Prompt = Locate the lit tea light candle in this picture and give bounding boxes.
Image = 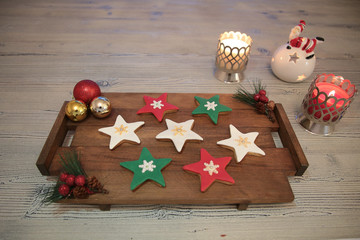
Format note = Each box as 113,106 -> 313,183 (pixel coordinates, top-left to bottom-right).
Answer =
219,38 -> 250,70
222,38 -> 249,53
309,80 -> 350,121
221,39 -> 249,49
315,82 -> 349,106
297,73 -> 357,135
215,31 -> 252,83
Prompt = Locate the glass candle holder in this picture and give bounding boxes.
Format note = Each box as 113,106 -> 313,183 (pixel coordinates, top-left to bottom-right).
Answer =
215,31 -> 252,83
296,73 -> 357,135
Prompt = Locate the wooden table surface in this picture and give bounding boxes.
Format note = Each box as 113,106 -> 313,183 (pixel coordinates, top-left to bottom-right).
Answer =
1,0 -> 359,239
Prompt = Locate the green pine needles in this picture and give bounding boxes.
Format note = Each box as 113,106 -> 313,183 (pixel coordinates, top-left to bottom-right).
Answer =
59,150 -> 87,177
233,81 -> 265,107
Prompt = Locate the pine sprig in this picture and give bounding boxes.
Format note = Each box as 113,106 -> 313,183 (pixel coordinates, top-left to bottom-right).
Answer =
234,87 -> 257,106
233,81 -> 266,106
252,81 -> 264,95
43,182 -> 66,204
59,150 -> 87,177
233,82 -> 276,122
40,150 -> 108,205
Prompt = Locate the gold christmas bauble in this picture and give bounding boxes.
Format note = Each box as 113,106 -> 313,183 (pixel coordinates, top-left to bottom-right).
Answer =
65,100 -> 88,122
90,96 -> 111,118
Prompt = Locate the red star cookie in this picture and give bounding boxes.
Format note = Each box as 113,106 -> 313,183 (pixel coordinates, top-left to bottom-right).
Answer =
183,149 -> 235,192
136,93 -> 179,122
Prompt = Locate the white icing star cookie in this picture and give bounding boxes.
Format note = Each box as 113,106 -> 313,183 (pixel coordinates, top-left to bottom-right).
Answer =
98,115 -> 145,150
156,119 -> 203,152
217,124 -> 265,163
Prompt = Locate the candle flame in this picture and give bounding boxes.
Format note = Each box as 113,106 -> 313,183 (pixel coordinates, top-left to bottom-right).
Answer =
328,90 -> 335,97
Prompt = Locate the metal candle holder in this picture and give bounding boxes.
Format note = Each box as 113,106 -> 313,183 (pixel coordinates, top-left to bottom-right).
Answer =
215,31 -> 252,83
296,73 -> 357,135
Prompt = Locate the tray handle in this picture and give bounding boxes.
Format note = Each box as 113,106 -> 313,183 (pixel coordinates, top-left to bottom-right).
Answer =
36,102 -> 69,175
274,104 -> 309,176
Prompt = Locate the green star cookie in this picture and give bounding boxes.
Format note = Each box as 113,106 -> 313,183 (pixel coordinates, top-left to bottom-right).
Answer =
192,95 -> 232,124
120,147 -> 172,191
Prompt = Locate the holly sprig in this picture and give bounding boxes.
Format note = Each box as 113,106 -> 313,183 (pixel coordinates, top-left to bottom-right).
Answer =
233,81 -> 276,122
42,150 -> 107,204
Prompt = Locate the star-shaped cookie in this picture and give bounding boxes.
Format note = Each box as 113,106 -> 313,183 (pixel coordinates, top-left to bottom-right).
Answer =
120,147 -> 172,191
217,124 -> 265,163
137,93 -> 179,122
183,148 -> 234,192
155,119 -> 203,152
98,115 -> 145,150
192,95 -> 232,124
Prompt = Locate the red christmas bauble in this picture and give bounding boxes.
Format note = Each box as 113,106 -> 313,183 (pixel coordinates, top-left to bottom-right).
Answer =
73,80 -> 101,105
65,174 -> 76,186
58,184 -> 70,196
75,175 -> 86,187
59,172 -> 69,182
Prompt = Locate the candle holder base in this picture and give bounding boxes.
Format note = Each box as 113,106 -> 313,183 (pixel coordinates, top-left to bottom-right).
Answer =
296,112 -> 335,136
215,69 -> 244,83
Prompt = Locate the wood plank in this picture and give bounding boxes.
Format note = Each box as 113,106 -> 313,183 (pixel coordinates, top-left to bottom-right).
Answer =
66,93 -> 280,130
49,145 -> 297,180
71,124 -> 276,148
54,159 -> 294,206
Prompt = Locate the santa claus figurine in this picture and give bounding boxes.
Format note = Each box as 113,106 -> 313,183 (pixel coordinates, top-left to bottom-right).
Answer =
288,20 -> 324,59
271,20 -> 324,82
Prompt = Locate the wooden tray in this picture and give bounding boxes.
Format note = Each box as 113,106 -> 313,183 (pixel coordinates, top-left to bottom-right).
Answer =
36,93 -> 308,210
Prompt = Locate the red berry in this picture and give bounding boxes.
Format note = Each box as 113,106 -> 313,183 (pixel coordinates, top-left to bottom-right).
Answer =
58,184 -> 70,196
259,95 -> 269,103
259,89 -> 266,96
253,94 -> 261,102
59,172 -> 68,182
65,174 -> 75,186
75,175 -> 86,187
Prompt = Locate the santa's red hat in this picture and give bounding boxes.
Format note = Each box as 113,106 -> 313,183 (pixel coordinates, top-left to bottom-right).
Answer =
298,20 -> 306,32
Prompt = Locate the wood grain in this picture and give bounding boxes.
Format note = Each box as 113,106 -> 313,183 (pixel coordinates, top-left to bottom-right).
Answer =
1,0 -> 360,239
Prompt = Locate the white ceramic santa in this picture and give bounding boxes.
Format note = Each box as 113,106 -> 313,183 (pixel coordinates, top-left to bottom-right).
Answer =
271,20 -> 324,83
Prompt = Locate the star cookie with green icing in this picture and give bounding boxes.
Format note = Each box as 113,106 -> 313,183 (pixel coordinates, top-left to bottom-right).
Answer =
192,95 -> 232,124
98,115 -> 145,150
183,148 -> 234,192
155,119 -> 203,153
217,124 -> 265,163
120,147 -> 172,191
137,93 -> 179,122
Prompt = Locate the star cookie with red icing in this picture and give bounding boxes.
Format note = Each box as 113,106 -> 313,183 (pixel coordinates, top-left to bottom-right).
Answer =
137,93 -> 179,122
183,148 -> 235,192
